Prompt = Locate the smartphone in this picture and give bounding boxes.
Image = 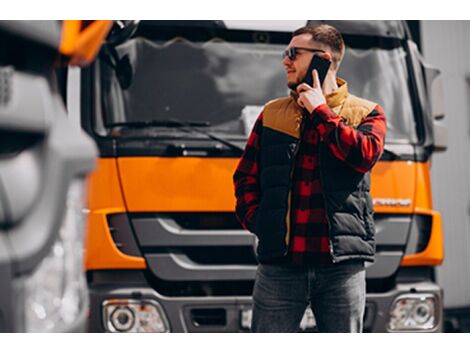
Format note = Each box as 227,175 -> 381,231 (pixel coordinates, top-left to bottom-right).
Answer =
294,54 -> 331,90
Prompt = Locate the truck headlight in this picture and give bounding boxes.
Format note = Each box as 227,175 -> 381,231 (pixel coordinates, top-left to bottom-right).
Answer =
103,299 -> 170,333
388,293 -> 439,332
24,180 -> 88,332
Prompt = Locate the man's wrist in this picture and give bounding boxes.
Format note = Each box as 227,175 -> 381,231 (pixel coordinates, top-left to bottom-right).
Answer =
310,104 -> 342,136
311,104 -> 332,119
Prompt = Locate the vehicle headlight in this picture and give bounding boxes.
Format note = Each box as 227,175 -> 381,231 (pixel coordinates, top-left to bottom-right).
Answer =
103,299 -> 170,333
388,293 -> 439,332
24,179 -> 89,332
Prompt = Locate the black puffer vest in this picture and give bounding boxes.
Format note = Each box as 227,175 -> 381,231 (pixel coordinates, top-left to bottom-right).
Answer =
254,79 -> 377,264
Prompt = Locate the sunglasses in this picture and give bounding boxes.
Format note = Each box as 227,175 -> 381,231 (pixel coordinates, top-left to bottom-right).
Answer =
282,47 -> 326,61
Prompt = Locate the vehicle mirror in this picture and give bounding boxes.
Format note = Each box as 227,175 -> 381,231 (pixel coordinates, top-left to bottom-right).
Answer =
106,20 -> 140,46
423,65 -> 447,151
426,68 -> 445,121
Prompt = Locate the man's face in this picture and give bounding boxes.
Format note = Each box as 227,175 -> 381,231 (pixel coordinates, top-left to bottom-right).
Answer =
283,33 -> 333,89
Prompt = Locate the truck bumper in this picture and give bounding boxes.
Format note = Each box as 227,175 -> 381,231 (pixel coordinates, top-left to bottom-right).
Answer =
88,281 -> 443,333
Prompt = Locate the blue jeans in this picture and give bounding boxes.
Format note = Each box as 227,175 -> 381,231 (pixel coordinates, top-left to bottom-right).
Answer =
251,261 -> 366,333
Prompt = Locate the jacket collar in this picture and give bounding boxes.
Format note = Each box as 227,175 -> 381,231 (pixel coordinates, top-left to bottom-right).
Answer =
325,78 -> 348,109
290,77 -> 349,111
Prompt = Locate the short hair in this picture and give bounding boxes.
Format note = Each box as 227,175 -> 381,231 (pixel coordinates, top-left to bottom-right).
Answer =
292,24 -> 345,70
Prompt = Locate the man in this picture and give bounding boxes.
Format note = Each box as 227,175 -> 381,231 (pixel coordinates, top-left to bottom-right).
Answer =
233,24 -> 386,333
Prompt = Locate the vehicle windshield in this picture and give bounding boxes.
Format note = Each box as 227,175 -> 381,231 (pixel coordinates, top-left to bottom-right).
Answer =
99,28 -> 417,144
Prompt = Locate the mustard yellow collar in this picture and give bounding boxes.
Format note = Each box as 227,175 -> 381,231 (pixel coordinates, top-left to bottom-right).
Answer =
325,78 -> 348,109
290,77 -> 349,110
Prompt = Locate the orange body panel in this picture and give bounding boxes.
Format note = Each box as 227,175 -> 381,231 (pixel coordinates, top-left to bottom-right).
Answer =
118,158 -> 420,213
86,157 -> 443,270
400,161 -> 444,266
85,158 -> 145,270
370,160 -> 416,213
117,157 -> 238,212
400,209 -> 444,266
60,20 -> 113,67
371,160 -> 443,266
413,161 -> 434,210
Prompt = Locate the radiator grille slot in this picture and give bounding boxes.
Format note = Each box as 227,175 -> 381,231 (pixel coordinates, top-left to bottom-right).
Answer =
190,308 -> 226,327
166,212 -> 242,230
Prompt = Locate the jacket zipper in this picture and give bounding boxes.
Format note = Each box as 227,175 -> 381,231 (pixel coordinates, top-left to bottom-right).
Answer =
317,100 -> 349,264
317,137 -> 337,263
284,113 -> 305,250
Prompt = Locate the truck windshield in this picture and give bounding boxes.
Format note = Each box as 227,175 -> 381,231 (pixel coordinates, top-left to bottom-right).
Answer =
99,31 -> 417,144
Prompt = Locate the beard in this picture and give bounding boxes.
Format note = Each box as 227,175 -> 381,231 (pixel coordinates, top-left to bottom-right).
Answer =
287,71 -> 304,91
287,80 -> 300,91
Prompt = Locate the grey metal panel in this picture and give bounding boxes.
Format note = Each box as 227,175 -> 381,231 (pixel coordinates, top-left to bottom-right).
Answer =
365,252 -> 403,279
0,69 -> 50,133
8,116 -> 97,274
374,215 -> 411,247
0,26 -> 95,333
307,20 -> 407,39
1,70 -> 97,274
135,214 -> 408,280
132,217 -> 256,247
0,21 -> 60,49
146,252 -> 401,281
0,149 -> 41,225
88,280 -> 442,332
421,21 -> 470,309
133,215 -> 409,248
146,253 -> 257,281
67,67 -> 82,128
367,216 -> 410,279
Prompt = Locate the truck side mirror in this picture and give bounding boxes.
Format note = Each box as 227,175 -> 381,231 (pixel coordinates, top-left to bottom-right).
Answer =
424,65 -> 447,152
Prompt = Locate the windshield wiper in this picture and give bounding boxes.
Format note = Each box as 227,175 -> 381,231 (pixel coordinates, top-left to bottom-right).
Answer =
108,119 -> 245,153
382,148 -> 400,160
107,120 -> 211,128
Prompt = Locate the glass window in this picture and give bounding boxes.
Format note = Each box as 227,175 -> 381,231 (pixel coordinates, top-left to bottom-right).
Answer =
100,31 -> 418,144
339,46 -> 417,143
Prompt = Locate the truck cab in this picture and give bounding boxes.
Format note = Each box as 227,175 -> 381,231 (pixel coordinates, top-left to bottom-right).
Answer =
0,20 -> 105,332
78,20 -> 447,332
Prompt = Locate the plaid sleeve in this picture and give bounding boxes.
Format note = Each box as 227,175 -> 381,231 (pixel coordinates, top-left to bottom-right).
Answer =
313,104 -> 386,173
233,112 -> 263,233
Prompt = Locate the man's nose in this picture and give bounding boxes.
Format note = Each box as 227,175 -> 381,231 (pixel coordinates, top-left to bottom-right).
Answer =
283,56 -> 293,67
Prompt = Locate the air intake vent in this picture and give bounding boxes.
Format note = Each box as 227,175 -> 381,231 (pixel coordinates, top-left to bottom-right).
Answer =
190,308 -> 226,327
416,215 -> 432,253
170,212 -> 242,230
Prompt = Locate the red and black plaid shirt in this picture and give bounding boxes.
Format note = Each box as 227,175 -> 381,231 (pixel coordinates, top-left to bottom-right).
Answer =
234,99 -> 386,266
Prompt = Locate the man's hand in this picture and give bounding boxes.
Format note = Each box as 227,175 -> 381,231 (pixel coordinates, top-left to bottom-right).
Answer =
296,69 -> 326,114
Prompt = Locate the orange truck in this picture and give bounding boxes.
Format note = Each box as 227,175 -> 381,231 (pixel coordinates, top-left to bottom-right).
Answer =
75,20 -> 447,332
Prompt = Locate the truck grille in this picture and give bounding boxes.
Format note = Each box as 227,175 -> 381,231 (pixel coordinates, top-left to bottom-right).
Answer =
106,212 -> 412,297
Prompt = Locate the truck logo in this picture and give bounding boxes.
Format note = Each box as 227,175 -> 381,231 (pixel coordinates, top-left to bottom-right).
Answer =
373,198 -> 412,207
